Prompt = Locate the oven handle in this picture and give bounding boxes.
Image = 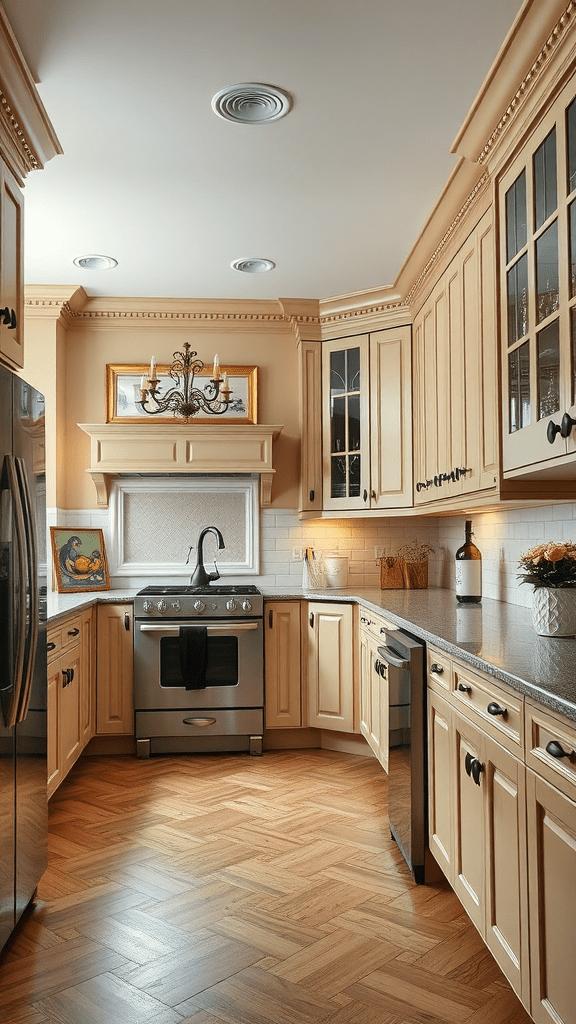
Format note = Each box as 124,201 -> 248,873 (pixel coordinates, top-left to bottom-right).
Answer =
137,622 -> 260,634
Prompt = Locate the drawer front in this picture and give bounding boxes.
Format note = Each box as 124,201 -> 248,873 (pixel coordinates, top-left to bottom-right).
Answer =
452,664 -> 524,754
427,645 -> 452,694
47,615 -> 82,662
526,702 -> 576,801
358,607 -> 393,644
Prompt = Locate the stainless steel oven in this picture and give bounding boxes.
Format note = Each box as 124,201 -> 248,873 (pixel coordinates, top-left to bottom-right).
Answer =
134,585 -> 263,756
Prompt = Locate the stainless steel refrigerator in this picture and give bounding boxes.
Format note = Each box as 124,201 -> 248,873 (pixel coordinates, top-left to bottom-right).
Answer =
0,363 -> 47,955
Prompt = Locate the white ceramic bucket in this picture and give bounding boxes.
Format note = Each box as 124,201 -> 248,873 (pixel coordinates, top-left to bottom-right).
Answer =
323,554 -> 348,589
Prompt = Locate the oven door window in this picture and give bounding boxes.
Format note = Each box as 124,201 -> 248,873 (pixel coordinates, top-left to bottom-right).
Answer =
160,634 -> 238,688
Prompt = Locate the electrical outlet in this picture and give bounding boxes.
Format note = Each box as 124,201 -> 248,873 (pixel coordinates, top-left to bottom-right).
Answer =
292,546 -> 303,561
374,545 -> 387,558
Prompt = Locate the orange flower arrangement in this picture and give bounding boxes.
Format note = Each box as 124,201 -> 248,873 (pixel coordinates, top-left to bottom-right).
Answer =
518,541 -> 576,588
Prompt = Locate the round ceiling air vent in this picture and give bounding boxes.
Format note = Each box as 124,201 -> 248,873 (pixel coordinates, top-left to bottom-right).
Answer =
231,258 -> 276,274
73,254 -> 118,270
212,83 -> 292,124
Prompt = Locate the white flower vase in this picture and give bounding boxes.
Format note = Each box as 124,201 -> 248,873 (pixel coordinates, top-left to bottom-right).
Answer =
532,587 -> 576,637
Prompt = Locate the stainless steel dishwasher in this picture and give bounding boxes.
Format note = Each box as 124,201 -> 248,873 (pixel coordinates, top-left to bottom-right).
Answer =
377,628 -> 427,883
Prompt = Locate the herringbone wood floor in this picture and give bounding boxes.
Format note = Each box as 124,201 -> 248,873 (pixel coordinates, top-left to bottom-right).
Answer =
0,749 -> 532,1024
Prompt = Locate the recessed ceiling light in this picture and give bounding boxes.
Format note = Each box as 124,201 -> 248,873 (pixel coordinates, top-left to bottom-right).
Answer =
231,258 -> 276,274
73,254 -> 118,270
212,83 -> 292,124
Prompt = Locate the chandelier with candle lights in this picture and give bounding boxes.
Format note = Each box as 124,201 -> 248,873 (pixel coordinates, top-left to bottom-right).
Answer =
136,344 -> 232,423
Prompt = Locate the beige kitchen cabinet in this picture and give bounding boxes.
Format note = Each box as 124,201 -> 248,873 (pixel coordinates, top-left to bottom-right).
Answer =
321,326 -> 412,513
525,702 -> 576,1024
358,606 -> 393,769
47,614 -> 84,798
298,339 -> 323,515
427,650 -> 529,1004
499,70 -> 576,485
79,607 -> 96,747
0,157 -> 24,370
264,601 -> 302,729
412,208 -> 498,509
96,603 -> 134,735
306,601 -> 356,732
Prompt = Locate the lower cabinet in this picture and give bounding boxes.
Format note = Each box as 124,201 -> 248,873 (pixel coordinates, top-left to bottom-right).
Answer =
358,607 -> 392,769
306,601 -> 356,732
96,603 -> 134,735
264,601 -> 302,728
47,610 -> 95,798
427,651 -> 529,1006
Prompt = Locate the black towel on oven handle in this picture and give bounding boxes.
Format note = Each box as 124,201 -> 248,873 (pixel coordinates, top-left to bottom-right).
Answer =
179,625 -> 208,689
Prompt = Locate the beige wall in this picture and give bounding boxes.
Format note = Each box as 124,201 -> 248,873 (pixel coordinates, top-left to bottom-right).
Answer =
24,292 -> 310,510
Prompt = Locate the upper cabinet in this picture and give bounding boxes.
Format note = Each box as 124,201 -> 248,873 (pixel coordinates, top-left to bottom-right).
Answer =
413,207 -> 498,509
0,158 -> 24,368
499,71 -> 576,480
321,325 -> 413,514
0,6 -> 61,371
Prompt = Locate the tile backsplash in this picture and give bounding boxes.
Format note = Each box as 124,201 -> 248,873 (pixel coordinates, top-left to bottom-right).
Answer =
48,500 -> 576,606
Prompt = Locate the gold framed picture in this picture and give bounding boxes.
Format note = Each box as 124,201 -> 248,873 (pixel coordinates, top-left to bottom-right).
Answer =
105,363 -> 258,424
50,528 -> 110,593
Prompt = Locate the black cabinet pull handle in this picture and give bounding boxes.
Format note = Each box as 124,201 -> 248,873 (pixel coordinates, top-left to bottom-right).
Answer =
561,412 -> 576,438
546,739 -> 573,759
268,608 -> 273,628
68,667 -> 74,683
458,682 -> 471,692
487,702 -> 507,717
8,309 -> 16,330
309,611 -> 314,628
363,489 -> 368,502
1,306 -> 11,325
309,489 -> 315,501
430,663 -> 444,674
67,627 -> 80,637
465,751 -> 475,777
124,612 -> 130,631
471,758 -> 484,786
47,641 -> 56,652
62,669 -> 69,686
547,419 -> 562,444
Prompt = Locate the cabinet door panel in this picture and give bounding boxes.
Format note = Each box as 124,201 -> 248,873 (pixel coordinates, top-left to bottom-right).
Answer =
0,161 -> 24,369
307,603 -> 354,732
60,646 -> 81,777
265,602 -> 301,728
453,714 -> 484,930
427,689 -> 453,878
527,770 -> 576,1024
96,604 -> 134,734
484,737 -> 528,1004
369,326 -> 412,508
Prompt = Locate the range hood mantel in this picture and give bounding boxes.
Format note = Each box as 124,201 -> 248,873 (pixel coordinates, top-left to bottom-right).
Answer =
78,422 -> 283,508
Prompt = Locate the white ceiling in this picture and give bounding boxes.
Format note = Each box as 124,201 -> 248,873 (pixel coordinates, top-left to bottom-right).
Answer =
4,0 -> 525,301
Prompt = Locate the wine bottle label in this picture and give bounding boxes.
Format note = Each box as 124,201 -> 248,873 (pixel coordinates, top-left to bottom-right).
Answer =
455,561 -> 482,596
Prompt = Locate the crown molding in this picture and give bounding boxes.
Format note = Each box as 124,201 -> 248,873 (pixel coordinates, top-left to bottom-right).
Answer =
24,291 -> 322,335
0,4 -> 61,181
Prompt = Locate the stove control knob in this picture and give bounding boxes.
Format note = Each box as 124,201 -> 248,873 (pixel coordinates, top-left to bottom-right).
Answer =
156,600 -> 167,613
242,600 -> 252,612
193,600 -> 205,612
226,599 -> 237,611
171,601 -> 181,612
142,600 -> 153,613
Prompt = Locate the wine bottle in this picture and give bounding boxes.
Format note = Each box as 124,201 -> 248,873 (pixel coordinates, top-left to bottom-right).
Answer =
455,520 -> 482,603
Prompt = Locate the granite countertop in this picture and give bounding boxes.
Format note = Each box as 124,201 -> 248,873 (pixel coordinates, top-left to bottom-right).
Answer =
264,586 -> 576,722
46,584 -> 576,723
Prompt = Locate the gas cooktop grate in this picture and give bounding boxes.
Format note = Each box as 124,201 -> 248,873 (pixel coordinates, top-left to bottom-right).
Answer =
136,585 -> 261,597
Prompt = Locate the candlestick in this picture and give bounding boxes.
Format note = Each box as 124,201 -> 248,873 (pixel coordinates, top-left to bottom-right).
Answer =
150,356 -> 157,379
213,354 -> 220,380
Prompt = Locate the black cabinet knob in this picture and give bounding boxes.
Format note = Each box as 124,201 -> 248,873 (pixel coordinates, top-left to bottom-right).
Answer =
561,412 -> 576,438
363,489 -> 368,502
487,701 -> 507,717
471,758 -> 484,786
547,419 -> 562,444
309,489 -> 315,501
67,627 -> 80,637
47,641 -> 56,652
458,682 -> 471,692
465,751 -> 475,777
430,663 -> 444,674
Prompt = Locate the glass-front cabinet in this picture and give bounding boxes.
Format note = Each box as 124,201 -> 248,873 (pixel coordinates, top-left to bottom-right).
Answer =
500,75 -> 576,474
323,335 -> 370,510
322,327 -> 412,512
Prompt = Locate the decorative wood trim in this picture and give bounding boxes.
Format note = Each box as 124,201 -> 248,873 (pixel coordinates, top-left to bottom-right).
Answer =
476,1 -> 576,166
78,422 -> 283,508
